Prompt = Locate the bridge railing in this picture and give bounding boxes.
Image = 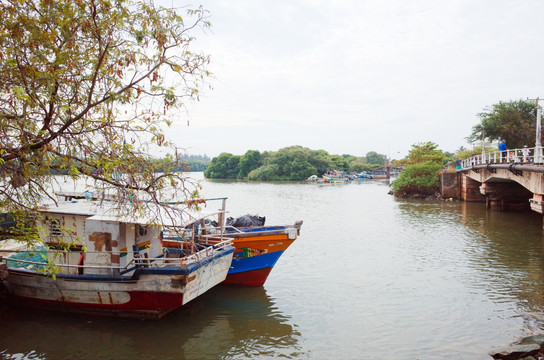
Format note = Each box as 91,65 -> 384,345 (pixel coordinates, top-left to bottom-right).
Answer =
457,146 -> 544,170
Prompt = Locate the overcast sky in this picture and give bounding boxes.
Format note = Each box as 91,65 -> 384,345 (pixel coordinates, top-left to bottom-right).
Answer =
167,0 -> 544,160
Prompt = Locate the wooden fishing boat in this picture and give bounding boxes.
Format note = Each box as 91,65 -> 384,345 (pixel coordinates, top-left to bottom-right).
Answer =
160,198 -> 303,287
217,222 -> 302,286
356,171 -> 374,179
322,170 -> 349,183
0,200 -> 235,319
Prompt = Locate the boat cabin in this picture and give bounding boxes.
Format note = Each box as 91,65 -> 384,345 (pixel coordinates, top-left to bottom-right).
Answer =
38,200 -> 183,276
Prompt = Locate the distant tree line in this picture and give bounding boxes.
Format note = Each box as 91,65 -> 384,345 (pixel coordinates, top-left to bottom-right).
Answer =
203,146 -> 388,181
49,154 -> 212,175
176,154 -> 211,172
155,154 -> 211,172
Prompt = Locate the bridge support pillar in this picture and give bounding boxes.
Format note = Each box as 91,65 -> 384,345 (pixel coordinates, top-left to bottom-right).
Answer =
452,164 -> 544,227
530,194 -> 544,214
440,172 -> 461,199
460,174 -> 485,202
480,182 -> 532,211
528,194 -> 544,230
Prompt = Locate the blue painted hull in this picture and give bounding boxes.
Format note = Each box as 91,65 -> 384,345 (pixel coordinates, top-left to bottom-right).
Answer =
228,250 -> 284,274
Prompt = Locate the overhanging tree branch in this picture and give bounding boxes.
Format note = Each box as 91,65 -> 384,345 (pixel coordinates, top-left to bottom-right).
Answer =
0,0 -> 212,219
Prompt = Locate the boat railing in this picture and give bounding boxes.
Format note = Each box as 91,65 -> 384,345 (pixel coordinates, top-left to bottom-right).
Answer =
197,221 -> 303,242
0,239 -> 233,273
176,239 -> 232,262
221,227 -> 295,237
227,221 -> 302,234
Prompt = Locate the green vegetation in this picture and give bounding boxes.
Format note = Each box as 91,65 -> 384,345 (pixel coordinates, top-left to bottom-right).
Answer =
204,146 -> 388,181
365,151 -> 388,166
391,142 -> 446,197
204,153 -> 242,179
398,141 -> 449,165
390,161 -> 442,197
455,145 -> 496,160
468,99 -> 538,149
249,147 -> 320,181
0,211 -> 38,242
238,150 -> 262,178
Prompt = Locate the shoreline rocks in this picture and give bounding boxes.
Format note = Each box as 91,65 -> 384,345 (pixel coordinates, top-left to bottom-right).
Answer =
389,190 -> 442,200
490,335 -> 544,359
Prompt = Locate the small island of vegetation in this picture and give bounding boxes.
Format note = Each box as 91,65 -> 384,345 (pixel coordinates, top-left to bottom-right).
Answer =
390,141 -> 448,198
203,146 -> 388,181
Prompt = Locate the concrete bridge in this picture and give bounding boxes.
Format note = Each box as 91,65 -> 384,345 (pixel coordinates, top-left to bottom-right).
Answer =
441,146 -> 544,218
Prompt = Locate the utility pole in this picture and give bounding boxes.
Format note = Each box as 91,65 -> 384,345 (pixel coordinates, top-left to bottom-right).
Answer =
537,99 -> 542,164
529,97 -> 543,164
481,129 -> 486,164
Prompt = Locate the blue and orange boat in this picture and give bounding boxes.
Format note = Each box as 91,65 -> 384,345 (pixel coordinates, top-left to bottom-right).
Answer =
161,198 -> 302,287
217,221 -> 302,286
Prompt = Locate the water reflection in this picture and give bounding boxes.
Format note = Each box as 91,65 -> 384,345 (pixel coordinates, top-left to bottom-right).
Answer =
395,198 -> 544,332
458,202 -> 544,326
0,286 -> 302,360
6,176 -> 544,358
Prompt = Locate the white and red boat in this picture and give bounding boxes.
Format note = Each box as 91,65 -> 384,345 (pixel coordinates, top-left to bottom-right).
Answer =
1,200 -> 234,319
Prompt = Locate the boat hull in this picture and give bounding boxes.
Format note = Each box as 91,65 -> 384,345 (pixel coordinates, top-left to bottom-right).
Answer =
8,285 -> 185,319
3,248 -> 234,319
223,250 -> 286,286
223,266 -> 274,287
163,222 -> 302,287
223,228 -> 297,286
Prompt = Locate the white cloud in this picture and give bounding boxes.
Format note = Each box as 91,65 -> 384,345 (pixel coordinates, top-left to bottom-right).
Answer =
168,0 -> 544,159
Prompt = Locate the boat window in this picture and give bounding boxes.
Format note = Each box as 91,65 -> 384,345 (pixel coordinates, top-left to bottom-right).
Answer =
138,224 -> 147,236
49,218 -> 62,237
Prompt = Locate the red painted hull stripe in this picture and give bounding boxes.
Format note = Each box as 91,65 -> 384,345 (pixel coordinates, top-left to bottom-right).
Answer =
222,267 -> 273,287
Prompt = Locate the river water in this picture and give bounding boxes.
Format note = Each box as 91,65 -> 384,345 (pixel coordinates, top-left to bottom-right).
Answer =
2,173 -> 544,359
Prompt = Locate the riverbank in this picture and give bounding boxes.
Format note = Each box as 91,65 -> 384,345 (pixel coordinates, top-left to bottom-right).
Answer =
388,188 -> 441,200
